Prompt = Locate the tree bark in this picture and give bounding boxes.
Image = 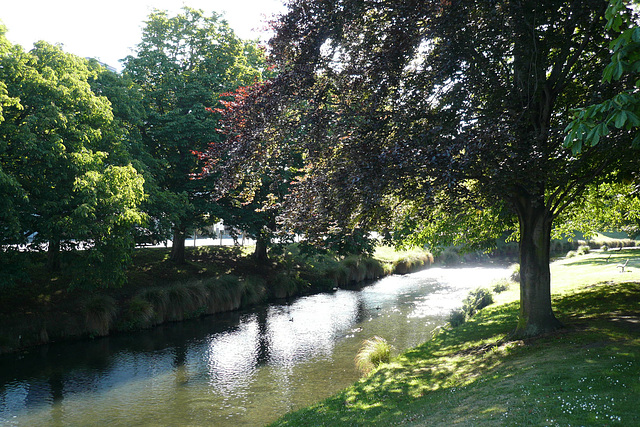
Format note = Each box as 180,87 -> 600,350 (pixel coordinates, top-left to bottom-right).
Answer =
253,235 -> 269,264
47,239 -> 61,271
170,228 -> 186,264
514,193 -> 563,337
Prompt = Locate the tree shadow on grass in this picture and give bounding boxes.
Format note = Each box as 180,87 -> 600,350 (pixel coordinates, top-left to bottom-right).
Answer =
560,249 -> 639,268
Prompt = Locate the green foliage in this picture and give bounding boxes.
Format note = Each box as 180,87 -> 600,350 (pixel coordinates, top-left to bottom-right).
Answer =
565,0 -> 640,151
448,309 -> 467,328
122,7 -> 268,262
355,336 -> 391,376
462,288 -> 494,318
566,250 -> 578,258
509,264 -> 520,283
577,245 -> 591,256
82,295 -> 117,337
491,279 -> 511,294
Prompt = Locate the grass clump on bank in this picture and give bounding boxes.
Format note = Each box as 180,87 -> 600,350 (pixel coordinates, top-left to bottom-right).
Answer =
355,336 -> 392,376
271,250 -> 640,426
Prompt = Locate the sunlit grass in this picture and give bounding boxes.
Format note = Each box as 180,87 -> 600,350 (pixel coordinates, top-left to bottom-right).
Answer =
271,250 -> 640,426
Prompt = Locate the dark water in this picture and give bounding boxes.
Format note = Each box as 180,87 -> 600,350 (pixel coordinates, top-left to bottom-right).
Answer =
0,267 -> 507,426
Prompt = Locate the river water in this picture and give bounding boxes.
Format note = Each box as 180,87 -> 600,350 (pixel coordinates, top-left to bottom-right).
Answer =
0,267 -> 508,426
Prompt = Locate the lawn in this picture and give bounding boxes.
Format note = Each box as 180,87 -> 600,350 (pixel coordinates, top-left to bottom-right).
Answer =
271,249 -> 640,426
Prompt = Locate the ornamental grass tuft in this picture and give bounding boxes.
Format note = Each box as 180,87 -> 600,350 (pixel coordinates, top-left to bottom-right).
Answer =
355,336 -> 392,375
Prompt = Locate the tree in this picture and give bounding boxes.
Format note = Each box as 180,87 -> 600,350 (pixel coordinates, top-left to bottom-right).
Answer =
210,0 -> 639,336
122,7 -> 266,263
565,0 -> 640,151
0,38 -> 146,285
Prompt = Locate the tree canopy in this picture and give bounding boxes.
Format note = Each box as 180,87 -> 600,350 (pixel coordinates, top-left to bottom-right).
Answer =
0,32 -> 146,285
204,0 -> 639,336
122,7 -> 268,263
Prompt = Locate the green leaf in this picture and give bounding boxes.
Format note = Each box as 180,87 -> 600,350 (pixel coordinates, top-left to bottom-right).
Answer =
615,110 -> 627,128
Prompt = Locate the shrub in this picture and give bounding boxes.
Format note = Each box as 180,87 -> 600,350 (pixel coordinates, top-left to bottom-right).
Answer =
240,275 -> 267,307
82,295 -> 117,337
448,309 -> 466,327
393,257 -> 413,275
121,297 -> 155,329
204,276 -> 237,313
462,287 -> 494,317
566,250 -> 577,258
362,257 -> 385,280
355,336 -> 391,375
509,263 -> 520,282
601,244 -> 609,252
492,278 -> 510,293
438,247 -> 461,265
576,245 -> 590,255
138,287 -> 170,323
326,264 -> 350,287
343,256 -> 367,283
272,272 -> 300,299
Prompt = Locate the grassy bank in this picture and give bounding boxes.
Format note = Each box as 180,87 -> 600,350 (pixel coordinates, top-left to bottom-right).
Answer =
271,249 -> 640,426
0,245 -> 434,353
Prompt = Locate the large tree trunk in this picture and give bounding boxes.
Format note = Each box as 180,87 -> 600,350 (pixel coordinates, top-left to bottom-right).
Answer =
253,235 -> 269,264
170,228 -> 186,264
47,239 -> 61,271
514,194 -> 563,337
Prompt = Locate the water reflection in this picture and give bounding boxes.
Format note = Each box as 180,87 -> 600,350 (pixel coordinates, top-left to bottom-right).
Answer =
0,266 -> 507,426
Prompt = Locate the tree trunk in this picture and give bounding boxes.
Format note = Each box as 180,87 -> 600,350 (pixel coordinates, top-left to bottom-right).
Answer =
47,239 -> 61,271
514,194 -> 563,337
170,228 -> 186,264
253,236 -> 269,264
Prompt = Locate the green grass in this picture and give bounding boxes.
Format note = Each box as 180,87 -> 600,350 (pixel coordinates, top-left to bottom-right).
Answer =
271,250 -> 640,426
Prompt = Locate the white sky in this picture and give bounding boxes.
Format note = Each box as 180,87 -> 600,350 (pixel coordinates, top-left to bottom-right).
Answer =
0,0 -> 287,71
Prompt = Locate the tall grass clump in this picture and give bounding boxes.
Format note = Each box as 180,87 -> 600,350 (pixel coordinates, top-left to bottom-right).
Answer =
240,275 -> 267,307
343,255 -> 367,283
576,245 -> 590,255
166,284 -> 195,321
120,296 -> 155,330
203,276 -> 237,313
82,295 -> 117,337
325,264 -> 350,287
271,272 -> 301,299
461,287 -> 494,317
362,257 -> 385,280
355,336 -> 392,375
138,287 -> 170,324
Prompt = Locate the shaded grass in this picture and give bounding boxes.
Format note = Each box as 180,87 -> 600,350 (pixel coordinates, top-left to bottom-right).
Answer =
271,256 -> 640,426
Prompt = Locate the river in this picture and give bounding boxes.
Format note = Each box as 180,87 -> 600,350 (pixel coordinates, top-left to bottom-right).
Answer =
0,266 -> 508,426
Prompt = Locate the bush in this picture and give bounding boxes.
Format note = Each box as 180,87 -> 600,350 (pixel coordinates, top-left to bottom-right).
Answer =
343,256 -> 367,283
448,309 -> 466,327
438,247 -> 461,266
566,250 -> 577,258
492,278 -> 510,293
601,244 -> 609,252
576,245 -> 590,255
82,295 -> 117,337
355,336 -> 391,375
509,263 -> 520,282
462,287 -> 494,317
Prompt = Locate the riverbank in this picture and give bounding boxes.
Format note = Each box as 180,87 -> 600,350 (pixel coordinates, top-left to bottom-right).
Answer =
271,249 -> 640,426
0,245 -> 435,354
